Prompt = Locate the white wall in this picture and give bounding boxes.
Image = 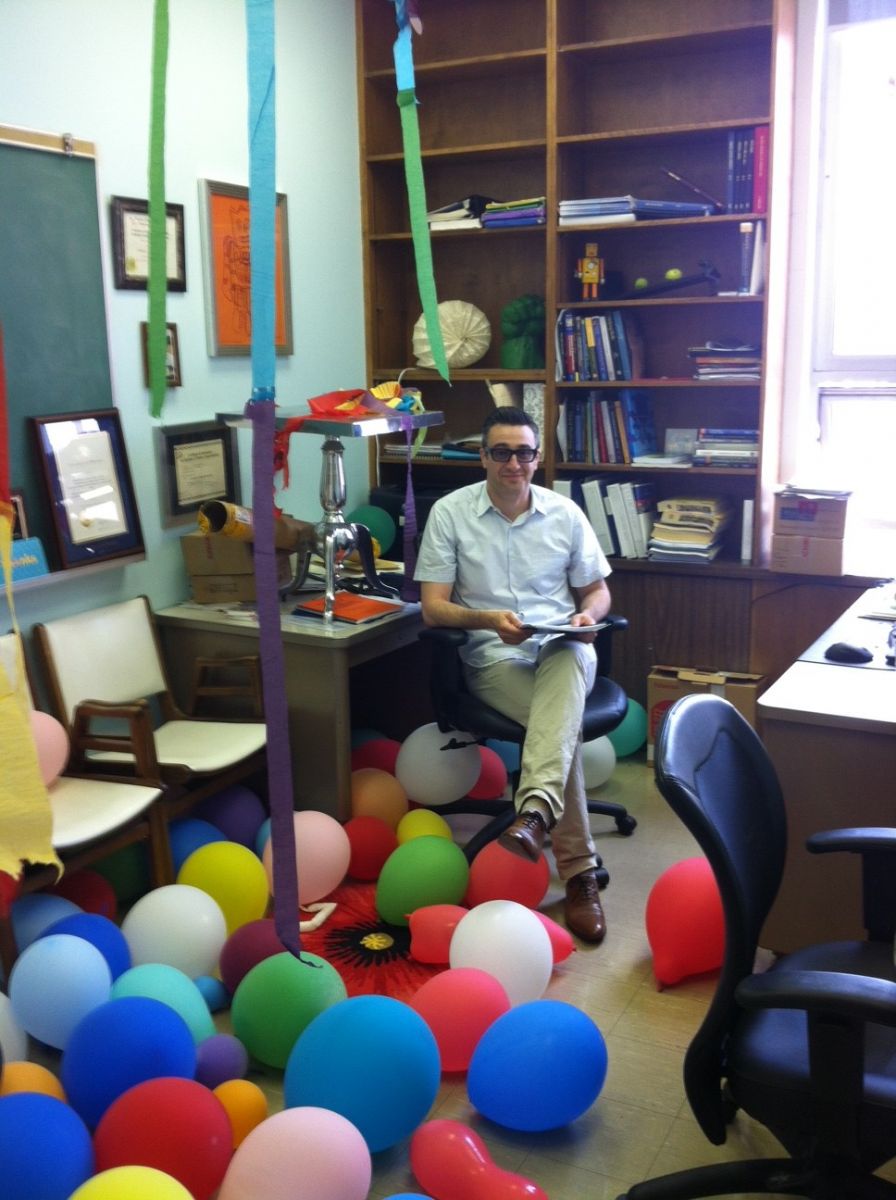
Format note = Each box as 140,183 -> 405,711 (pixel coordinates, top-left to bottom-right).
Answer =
0,0 -> 367,629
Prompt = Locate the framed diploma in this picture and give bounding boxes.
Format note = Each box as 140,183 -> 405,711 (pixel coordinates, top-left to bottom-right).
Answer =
31,410 -> 145,568
155,420 -> 241,528
110,195 -> 187,291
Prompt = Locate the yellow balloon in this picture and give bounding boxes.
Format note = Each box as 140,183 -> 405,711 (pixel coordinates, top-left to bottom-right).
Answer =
68,1166 -> 193,1200
214,1078 -> 269,1148
177,841 -> 270,934
0,1060 -> 66,1101
396,808 -> 453,844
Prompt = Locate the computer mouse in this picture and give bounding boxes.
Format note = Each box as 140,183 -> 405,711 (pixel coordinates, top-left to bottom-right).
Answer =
824,641 -> 873,664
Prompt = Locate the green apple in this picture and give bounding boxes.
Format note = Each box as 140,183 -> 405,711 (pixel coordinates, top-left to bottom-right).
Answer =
664,267 -> 683,281
634,277 -> 649,290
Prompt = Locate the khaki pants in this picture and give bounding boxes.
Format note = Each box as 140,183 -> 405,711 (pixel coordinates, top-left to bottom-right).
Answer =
465,638 -> 598,882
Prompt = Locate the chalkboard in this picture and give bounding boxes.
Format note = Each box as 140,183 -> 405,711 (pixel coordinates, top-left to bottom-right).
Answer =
0,132 -> 114,568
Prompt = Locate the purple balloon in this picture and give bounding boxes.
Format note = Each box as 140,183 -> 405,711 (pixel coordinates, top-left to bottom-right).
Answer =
194,786 -> 267,848
195,1032 -> 249,1088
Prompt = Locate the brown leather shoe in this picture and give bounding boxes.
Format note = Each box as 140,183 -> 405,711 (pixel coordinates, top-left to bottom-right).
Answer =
498,809 -> 549,862
564,869 -> 607,943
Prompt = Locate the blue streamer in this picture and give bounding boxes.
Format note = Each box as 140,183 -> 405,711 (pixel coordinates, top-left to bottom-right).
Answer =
247,0 -> 276,393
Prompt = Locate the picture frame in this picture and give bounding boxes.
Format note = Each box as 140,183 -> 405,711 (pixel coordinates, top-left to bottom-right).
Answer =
154,420 -> 241,528
199,179 -> 293,357
110,195 -> 187,291
140,321 -> 182,388
10,490 -> 28,540
30,410 -> 145,569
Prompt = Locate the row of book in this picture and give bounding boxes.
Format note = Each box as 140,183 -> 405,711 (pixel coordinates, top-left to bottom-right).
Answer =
558,195 -> 715,227
726,126 -> 769,215
555,308 -> 644,382
554,475 -> 657,560
648,495 -> 735,564
559,390 -> 658,465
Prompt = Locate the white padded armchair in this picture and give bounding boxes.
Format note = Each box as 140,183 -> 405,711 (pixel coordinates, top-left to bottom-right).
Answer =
33,597 -> 267,814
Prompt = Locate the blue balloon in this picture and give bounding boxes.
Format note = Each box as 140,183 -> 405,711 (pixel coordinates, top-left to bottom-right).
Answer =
168,817 -> 227,873
11,893 -> 81,952
484,738 -> 521,775
467,1000 -> 608,1131
61,995 -> 196,1129
254,817 -> 272,858
195,974 -> 231,1012
9,935 -> 111,1050
0,1092 -> 94,1200
284,995 -> 440,1152
110,963 -> 215,1044
385,1195 -> 435,1199
41,912 -> 131,980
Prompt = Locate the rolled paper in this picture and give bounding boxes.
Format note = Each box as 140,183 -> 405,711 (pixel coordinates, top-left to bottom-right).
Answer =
198,500 -> 315,554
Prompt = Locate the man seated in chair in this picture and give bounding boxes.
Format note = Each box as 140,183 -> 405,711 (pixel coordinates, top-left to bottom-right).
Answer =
415,406 -> 613,943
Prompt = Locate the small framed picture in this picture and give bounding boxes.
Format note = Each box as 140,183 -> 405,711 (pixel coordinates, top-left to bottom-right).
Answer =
110,195 -> 187,291
155,420 -> 241,528
10,490 -> 28,540
141,321 -> 182,388
30,409 -> 145,569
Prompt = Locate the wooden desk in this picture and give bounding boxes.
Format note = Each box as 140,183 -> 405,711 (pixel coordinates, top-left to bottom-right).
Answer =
156,602 -> 429,821
758,585 -> 896,952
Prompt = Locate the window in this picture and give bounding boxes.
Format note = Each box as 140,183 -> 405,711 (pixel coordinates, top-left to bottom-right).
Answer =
786,1 -> 896,575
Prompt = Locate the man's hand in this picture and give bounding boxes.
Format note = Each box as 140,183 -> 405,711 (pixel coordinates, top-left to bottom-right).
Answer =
492,610 -> 532,645
567,612 -> 599,643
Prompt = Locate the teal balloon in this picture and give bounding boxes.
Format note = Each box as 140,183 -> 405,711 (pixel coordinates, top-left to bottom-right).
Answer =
111,962 -> 215,1044
485,738 -> 521,775
347,504 -> 397,551
607,699 -> 648,758
351,727 -> 385,749
375,836 -> 469,927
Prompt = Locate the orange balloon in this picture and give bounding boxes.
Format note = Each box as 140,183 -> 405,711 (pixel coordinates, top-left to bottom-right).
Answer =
0,1060 -> 67,1101
350,768 -> 408,828
213,1079 -> 269,1148
645,856 -> 724,987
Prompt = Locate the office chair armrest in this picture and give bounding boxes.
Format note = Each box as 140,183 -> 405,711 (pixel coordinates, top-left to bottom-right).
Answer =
807,828 -> 896,855
807,828 -> 896,942
736,968 -> 896,1028
187,654 -> 263,718
418,627 -> 469,649
70,698 -> 161,779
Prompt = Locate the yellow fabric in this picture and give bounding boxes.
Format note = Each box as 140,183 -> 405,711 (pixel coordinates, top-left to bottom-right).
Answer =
0,508 -> 60,880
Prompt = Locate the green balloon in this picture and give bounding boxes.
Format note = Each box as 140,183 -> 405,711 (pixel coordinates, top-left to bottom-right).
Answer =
94,843 -> 150,904
607,699 -> 648,758
375,836 -> 470,927
347,504 -> 397,552
231,952 -> 346,1068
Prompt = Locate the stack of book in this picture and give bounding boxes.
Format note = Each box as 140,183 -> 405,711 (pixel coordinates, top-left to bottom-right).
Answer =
480,196 -> 546,228
558,195 -> 714,227
648,496 -> 733,564
427,194 -> 494,231
688,341 -> 761,381
692,428 -> 759,468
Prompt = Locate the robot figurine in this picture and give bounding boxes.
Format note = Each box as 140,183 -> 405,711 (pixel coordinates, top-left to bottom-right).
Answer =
575,242 -> 604,300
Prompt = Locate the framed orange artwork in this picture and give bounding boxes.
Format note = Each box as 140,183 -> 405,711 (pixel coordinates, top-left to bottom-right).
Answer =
199,179 -> 293,357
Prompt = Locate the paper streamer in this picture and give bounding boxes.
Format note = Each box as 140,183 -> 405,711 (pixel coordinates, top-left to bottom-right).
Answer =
147,0 -> 170,419
245,0 -> 303,961
391,5 -> 450,383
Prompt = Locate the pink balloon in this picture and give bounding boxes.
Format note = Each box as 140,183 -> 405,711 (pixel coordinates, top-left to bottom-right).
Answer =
464,841 -> 550,909
467,746 -> 508,800
533,912 -> 575,963
411,1118 -> 548,1200
29,710 -> 70,786
218,1107 -> 370,1200
262,811 -> 351,905
408,904 -> 468,964
645,856 -> 725,987
409,968 -> 510,1072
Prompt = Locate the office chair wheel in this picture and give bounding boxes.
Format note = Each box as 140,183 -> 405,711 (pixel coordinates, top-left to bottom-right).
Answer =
595,866 -> 610,888
721,1082 -> 739,1125
616,814 -> 638,836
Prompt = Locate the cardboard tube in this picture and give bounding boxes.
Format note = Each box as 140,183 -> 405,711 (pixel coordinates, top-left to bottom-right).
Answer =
198,501 -> 315,554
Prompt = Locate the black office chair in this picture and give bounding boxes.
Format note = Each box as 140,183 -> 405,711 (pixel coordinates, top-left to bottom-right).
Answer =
620,692 -> 896,1200
419,615 -> 636,882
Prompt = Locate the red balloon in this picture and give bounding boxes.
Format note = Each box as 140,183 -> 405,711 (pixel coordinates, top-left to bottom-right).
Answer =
219,918 -> 284,994
0,871 -> 20,917
350,737 -> 401,775
645,856 -> 725,987
51,869 -> 118,920
467,746 -> 508,801
409,968 -> 509,1072
344,814 -> 398,881
533,912 -> 575,963
94,1076 -> 233,1199
411,1118 -> 548,1200
408,903 -> 468,964
464,841 -> 550,908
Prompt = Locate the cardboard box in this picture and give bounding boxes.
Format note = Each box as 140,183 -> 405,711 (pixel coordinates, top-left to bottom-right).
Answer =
181,532 -> 292,603
772,490 -> 849,539
647,665 -> 767,763
770,534 -> 845,577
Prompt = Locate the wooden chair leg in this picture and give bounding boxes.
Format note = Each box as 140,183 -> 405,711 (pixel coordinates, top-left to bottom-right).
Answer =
147,804 -> 175,886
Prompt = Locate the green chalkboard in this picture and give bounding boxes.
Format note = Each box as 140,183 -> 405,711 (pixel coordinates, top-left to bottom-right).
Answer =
0,136 -> 114,567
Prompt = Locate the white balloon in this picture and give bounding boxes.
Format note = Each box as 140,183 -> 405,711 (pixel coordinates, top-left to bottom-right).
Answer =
121,884 -> 227,978
449,900 -> 552,1006
395,722 -> 481,808
582,736 -> 617,790
0,989 -> 28,1061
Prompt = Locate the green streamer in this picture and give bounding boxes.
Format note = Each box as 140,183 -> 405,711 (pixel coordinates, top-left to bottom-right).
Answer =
147,0 -> 170,419
397,88 -> 449,383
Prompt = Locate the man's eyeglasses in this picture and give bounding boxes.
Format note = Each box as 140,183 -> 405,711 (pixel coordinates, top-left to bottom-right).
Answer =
484,446 -> 539,463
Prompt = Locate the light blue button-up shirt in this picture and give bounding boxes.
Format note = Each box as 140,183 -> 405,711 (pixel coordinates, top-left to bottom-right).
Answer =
415,481 -> 611,668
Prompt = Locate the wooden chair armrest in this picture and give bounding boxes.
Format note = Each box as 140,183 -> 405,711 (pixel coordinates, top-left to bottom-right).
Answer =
69,698 -> 160,778
187,655 -> 264,718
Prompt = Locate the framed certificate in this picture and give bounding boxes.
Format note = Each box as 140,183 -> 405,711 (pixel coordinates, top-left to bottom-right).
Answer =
155,420 -> 241,528
110,195 -> 186,291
